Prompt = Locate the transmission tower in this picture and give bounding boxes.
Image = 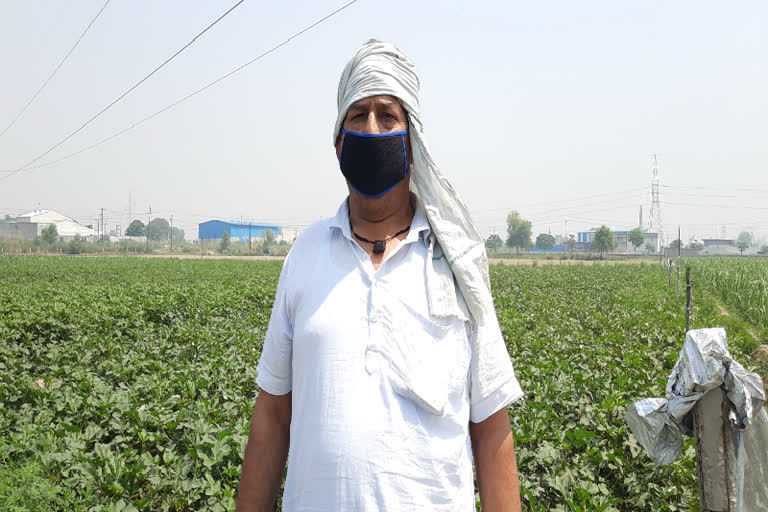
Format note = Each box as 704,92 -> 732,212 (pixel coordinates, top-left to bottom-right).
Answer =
648,154 -> 663,250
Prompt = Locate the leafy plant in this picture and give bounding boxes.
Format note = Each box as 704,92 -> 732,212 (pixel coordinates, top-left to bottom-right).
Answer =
592,226 -> 615,258
0,255 -> 764,511
41,224 -> 59,245
506,211 -> 532,254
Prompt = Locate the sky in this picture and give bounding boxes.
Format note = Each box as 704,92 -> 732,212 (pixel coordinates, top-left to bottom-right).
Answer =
1,0 -> 766,244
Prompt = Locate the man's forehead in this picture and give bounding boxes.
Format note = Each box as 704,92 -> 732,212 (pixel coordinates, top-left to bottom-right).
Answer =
347,95 -> 403,110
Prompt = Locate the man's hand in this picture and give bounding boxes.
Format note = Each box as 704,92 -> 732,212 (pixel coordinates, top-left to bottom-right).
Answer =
236,390 -> 292,512
469,408 -> 522,512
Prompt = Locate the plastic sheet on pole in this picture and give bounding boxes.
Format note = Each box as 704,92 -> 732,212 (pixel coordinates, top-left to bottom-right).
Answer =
625,328 -> 767,511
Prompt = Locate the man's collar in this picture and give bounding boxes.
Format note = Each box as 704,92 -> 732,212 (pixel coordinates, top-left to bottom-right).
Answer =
329,194 -> 431,246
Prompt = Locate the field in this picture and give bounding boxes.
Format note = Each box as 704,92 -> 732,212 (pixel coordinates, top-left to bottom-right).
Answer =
683,258 -> 768,334
0,256 -> 765,511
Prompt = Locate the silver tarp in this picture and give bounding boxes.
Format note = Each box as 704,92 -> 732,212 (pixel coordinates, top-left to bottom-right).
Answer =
625,328 -> 768,511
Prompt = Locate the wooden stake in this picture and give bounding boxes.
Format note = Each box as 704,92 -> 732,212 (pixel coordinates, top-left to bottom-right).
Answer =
686,267 -> 692,331
693,387 -> 738,511
668,259 -> 672,287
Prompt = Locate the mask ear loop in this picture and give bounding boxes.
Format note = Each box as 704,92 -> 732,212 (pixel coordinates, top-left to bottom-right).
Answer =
338,131 -> 346,166
401,132 -> 408,177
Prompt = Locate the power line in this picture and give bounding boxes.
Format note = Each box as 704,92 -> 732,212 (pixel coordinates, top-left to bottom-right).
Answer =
661,186 -> 768,200
663,184 -> 768,194
661,201 -> 768,211
470,186 -> 649,215
2,0 -> 362,182
0,0 -> 113,141
2,0 -> 247,181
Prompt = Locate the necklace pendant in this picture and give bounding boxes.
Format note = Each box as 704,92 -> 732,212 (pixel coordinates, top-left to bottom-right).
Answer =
373,240 -> 386,254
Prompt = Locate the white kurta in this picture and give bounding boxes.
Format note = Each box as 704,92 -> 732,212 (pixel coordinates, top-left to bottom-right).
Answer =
256,199 -> 523,511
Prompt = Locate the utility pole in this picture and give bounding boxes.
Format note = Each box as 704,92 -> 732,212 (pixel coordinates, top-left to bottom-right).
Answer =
649,155 -> 663,251
676,226 -> 682,298
146,206 -> 151,254
101,208 -> 105,242
685,267 -> 692,331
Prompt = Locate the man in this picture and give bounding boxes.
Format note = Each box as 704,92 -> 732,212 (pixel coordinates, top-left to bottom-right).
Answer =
237,39 -> 524,511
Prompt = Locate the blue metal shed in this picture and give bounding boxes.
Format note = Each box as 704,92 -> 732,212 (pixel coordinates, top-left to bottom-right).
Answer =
198,220 -> 280,241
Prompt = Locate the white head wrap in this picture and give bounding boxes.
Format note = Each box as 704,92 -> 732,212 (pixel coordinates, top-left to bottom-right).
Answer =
334,40 -> 505,387
334,40 -> 511,401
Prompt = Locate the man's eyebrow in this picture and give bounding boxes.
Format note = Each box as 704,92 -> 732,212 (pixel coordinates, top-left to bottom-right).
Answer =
345,104 -> 367,118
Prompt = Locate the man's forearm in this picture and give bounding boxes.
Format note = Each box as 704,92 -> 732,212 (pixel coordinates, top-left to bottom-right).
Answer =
470,408 -> 522,512
236,393 -> 291,512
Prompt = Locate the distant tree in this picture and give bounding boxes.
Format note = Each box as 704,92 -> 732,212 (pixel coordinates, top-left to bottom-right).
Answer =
485,233 -> 503,252
506,211 -> 532,254
1,214 -> 12,223
669,239 -> 682,250
736,231 -> 753,255
688,241 -> 703,251
219,232 -> 230,253
68,235 -> 84,254
148,218 -> 171,241
628,228 -> 645,253
125,219 -> 146,237
760,245 -> 768,254
171,227 -> 185,243
644,241 -> 656,254
260,229 -> 277,255
566,235 -> 577,253
592,225 -> 616,259
535,233 -> 555,250
41,224 -> 59,244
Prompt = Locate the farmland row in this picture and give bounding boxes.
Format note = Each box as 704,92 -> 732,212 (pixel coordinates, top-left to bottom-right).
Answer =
0,256 -> 763,511
683,257 -> 768,334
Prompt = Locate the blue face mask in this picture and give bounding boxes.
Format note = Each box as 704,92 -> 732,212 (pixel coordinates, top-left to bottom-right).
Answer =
338,130 -> 409,198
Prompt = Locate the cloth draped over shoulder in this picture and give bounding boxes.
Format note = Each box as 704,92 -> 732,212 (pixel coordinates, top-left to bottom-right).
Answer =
333,39 -> 513,402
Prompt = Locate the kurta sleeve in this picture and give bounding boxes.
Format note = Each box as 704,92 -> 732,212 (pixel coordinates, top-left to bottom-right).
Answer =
468,311 -> 524,423
255,254 -> 294,395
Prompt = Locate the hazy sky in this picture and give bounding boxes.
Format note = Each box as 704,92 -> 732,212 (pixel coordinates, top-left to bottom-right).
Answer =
1,1 -> 766,244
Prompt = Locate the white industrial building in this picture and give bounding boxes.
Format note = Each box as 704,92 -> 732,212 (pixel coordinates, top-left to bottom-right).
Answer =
0,210 -> 94,242
577,228 -> 659,253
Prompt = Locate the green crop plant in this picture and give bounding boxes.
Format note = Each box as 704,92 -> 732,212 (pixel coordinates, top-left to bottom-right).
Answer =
683,258 -> 768,334
0,256 -> 764,511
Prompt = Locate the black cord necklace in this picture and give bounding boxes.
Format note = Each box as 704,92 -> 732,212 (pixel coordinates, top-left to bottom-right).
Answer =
350,221 -> 411,254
